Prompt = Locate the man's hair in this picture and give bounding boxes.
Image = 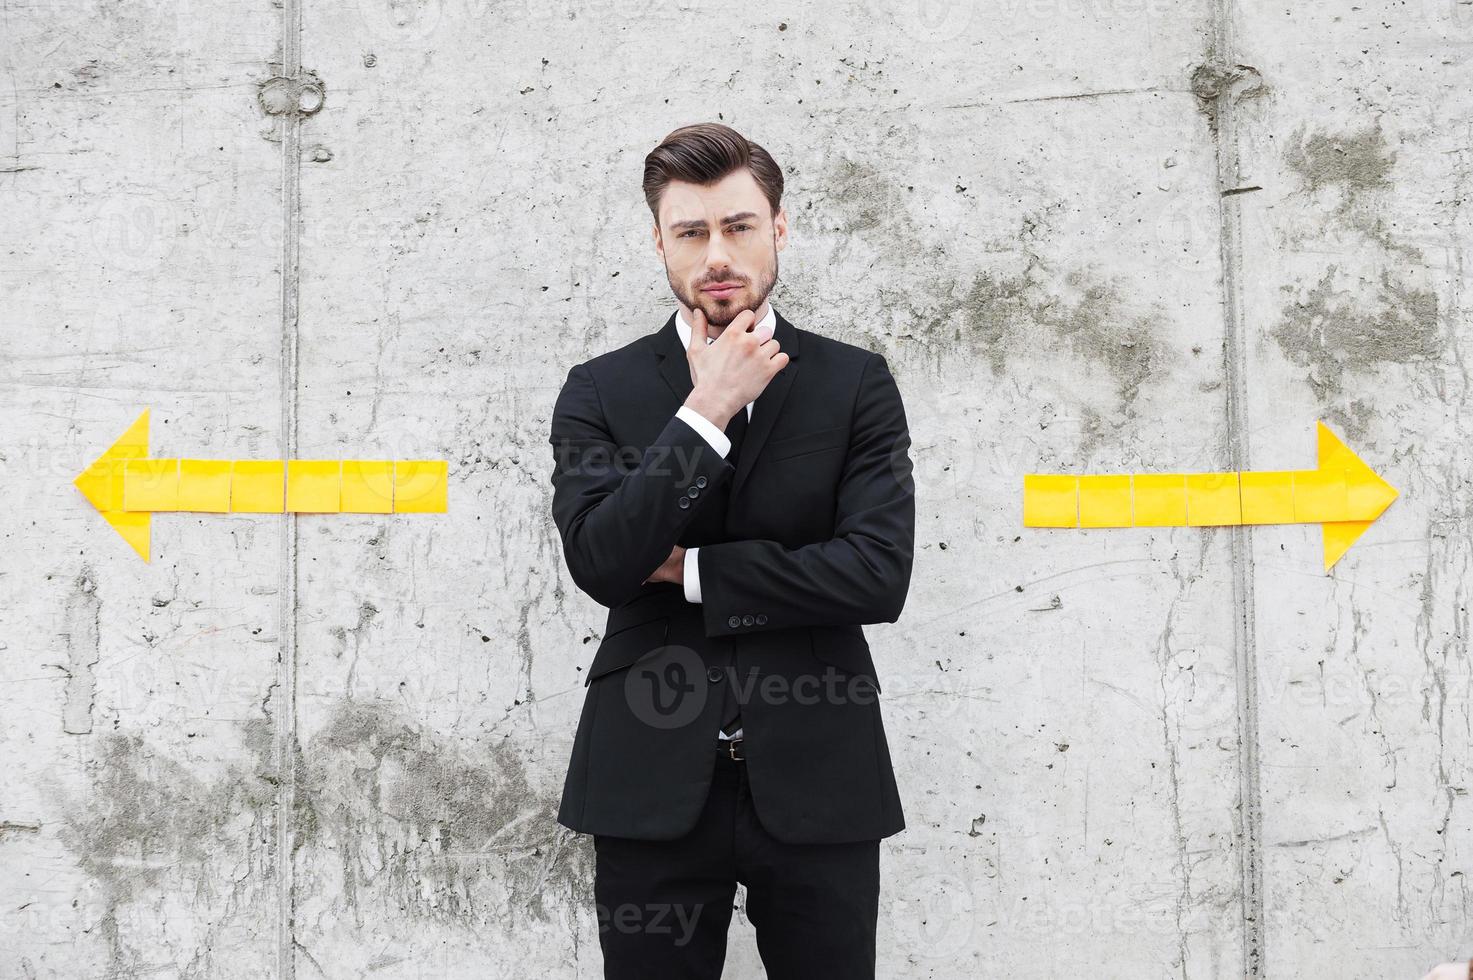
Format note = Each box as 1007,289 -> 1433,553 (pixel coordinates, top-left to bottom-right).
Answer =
643,122 -> 784,226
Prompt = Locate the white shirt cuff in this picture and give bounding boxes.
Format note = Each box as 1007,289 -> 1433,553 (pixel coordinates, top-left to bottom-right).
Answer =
674,405 -> 731,457
683,546 -> 702,603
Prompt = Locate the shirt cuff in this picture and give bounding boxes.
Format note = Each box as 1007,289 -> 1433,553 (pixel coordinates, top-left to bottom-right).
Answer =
674,405 -> 731,458
683,546 -> 702,603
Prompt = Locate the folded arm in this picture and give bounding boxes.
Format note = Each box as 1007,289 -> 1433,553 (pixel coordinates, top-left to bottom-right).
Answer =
693,352 -> 915,637
548,362 -> 734,609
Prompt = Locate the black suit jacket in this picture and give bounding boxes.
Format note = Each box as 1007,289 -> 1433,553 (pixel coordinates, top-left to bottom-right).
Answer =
547,308 -> 914,844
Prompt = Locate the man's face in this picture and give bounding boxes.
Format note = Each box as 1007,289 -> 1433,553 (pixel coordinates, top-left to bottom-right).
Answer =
653,168 -> 787,329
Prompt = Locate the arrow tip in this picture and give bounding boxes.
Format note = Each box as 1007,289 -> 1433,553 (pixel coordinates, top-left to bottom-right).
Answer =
1323,520 -> 1371,572
104,510 -> 152,562
75,409 -> 152,561
1316,420 -> 1399,571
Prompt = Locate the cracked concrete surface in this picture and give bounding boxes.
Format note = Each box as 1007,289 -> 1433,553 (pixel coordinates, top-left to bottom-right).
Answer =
1,1 -> 1470,978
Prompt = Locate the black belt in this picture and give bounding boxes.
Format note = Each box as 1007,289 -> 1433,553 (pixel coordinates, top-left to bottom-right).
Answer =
717,736 -> 744,762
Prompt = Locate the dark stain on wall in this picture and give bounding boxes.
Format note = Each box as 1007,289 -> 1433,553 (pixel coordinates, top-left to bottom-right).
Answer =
57,730 -> 274,903
1285,121 -> 1395,199
928,268 -> 1163,413
53,726 -> 276,974
1274,268 -> 1441,401
790,155 -> 1167,427
53,701 -> 590,962
61,567 -> 102,734
299,699 -> 590,925
1274,123 -> 1444,438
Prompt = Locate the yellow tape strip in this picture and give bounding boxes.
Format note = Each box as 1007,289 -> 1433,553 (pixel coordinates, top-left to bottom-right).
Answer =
1186,472 -> 1241,526
1023,465 -> 1379,528
1078,474 -> 1131,528
122,458 -> 180,511
1239,471 -> 1294,525
231,460 -> 286,513
393,459 -> 449,513
177,459 -> 232,512
287,460 -> 342,513
1132,473 -> 1187,526
1022,474 -> 1077,527
115,459 -> 448,514
342,460 -> 395,514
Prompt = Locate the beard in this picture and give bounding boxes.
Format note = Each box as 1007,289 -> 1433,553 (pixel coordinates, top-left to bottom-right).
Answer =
666,247 -> 779,329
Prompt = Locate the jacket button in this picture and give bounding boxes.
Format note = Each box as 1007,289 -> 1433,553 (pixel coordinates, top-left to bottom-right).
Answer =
677,496 -> 691,509
755,614 -> 767,625
741,614 -> 754,626
706,667 -> 723,683
727,615 -> 741,628
695,476 -> 708,488
687,486 -> 700,498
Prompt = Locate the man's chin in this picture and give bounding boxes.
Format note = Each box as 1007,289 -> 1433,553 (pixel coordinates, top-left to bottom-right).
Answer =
697,296 -> 751,327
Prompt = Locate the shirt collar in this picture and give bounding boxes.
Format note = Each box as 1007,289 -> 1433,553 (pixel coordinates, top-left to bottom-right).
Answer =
675,303 -> 776,349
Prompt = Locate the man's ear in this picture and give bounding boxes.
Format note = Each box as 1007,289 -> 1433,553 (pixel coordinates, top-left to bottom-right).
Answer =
773,207 -> 788,253
652,223 -> 665,260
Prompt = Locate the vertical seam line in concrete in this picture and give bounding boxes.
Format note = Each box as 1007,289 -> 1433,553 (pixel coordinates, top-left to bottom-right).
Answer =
1206,0 -> 1265,976
275,0 -> 302,973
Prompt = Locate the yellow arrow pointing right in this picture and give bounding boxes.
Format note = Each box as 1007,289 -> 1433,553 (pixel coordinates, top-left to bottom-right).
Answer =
1023,421 -> 1398,571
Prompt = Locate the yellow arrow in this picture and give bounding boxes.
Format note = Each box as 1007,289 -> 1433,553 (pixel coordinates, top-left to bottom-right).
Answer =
74,409 -> 448,562
1023,421 -> 1398,571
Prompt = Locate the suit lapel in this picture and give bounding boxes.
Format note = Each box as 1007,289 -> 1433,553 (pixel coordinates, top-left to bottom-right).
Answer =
731,310 -> 800,497
651,306 -> 802,498
654,311 -> 693,404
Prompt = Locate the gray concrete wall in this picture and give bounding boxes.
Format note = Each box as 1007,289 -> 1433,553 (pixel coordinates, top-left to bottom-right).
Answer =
2,0 -> 1469,977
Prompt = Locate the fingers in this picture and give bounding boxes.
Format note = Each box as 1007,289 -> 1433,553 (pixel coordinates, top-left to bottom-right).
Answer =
688,306 -> 708,349
714,308 -> 755,342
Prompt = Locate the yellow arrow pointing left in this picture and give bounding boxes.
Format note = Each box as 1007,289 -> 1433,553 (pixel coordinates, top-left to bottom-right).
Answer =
74,409 -> 448,562
74,409 -> 153,561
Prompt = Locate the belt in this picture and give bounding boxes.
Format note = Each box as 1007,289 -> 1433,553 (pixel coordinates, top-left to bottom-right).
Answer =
716,736 -> 744,762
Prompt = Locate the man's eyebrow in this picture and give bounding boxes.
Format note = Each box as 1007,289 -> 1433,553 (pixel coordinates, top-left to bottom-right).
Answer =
668,211 -> 760,231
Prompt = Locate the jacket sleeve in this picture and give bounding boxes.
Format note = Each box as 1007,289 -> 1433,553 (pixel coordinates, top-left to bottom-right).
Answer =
693,352 -> 915,637
548,361 -> 736,609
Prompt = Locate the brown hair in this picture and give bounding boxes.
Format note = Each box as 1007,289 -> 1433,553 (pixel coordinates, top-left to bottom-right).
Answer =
643,122 -> 784,226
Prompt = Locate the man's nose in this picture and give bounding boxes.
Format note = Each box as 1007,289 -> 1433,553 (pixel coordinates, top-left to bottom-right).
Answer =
703,235 -> 733,268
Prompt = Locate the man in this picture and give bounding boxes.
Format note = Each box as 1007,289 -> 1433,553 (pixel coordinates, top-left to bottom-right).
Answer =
547,122 -> 915,979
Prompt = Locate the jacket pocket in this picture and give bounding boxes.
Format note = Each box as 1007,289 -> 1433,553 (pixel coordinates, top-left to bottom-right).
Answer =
767,424 -> 848,462
585,616 -> 670,686
807,625 -> 882,694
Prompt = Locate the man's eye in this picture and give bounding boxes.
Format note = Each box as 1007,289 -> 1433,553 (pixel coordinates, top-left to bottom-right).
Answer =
729,224 -> 751,232
679,230 -> 701,238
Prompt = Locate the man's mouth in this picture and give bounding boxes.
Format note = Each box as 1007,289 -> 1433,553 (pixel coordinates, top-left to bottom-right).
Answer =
701,282 -> 742,299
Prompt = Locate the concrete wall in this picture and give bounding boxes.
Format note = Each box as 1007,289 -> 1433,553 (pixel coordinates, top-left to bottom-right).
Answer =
2,0 -> 1469,977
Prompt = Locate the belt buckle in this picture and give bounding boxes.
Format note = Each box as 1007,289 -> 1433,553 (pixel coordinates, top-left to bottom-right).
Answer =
727,737 -> 744,762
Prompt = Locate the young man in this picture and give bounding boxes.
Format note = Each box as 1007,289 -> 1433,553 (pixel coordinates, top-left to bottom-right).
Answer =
547,122 -> 915,979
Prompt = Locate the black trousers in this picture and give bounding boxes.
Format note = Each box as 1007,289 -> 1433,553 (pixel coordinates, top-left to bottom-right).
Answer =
592,744 -> 881,979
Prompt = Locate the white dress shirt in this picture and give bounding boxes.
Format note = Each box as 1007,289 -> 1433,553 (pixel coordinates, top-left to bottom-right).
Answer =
669,303 -> 776,741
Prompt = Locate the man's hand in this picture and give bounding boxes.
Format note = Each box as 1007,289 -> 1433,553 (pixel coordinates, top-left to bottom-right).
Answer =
683,305 -> 787,428
642,545 -> 687,587
1418,963 -> 1470,980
